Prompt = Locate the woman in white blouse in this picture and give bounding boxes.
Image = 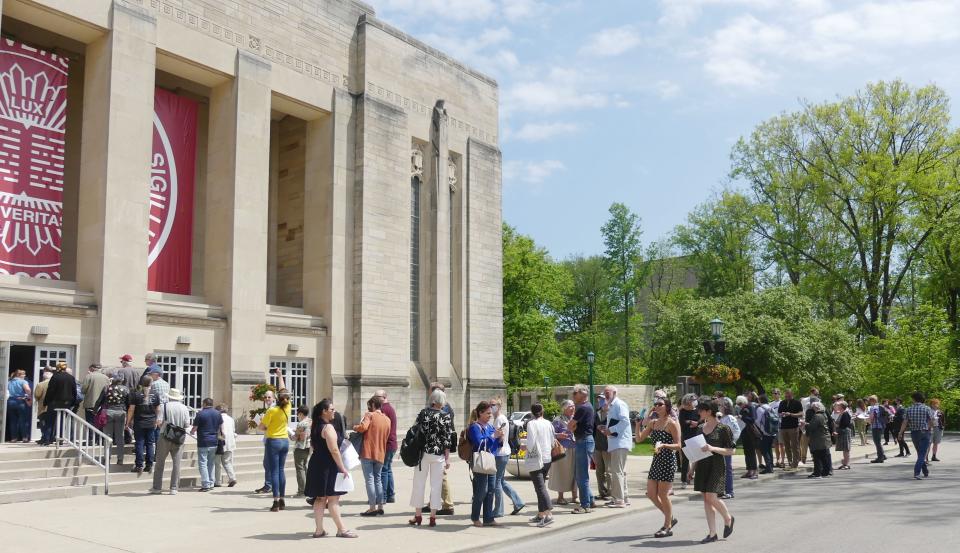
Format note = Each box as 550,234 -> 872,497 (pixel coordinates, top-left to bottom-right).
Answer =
524,403 -> 556,528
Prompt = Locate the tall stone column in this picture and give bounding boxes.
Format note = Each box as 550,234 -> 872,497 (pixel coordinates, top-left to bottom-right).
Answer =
427,102 -> 453,385
76,2 -> 156,360
205,51 -> 272,412
303,89 -> 353,407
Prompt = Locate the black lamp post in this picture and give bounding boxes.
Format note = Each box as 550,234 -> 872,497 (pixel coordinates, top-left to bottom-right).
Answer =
587,351 -> 596,408
703,318 -> 725,363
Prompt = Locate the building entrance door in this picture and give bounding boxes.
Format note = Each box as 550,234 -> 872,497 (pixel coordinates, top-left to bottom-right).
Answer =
154,353 -> 209,411
31,346 -> 73,441
269,358 -> 311,423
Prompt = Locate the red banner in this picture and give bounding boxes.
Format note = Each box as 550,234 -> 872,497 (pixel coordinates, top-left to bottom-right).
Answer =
0,38 -> 69,279
148,88 -> 197,294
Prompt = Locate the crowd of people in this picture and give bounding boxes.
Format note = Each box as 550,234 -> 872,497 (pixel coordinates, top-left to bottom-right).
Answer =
5,363 -> 950,542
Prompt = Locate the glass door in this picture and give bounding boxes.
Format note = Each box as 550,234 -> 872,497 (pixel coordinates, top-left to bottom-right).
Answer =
154,352 -> 209,411
269,358 -> 311,423
32,346 -> 73,441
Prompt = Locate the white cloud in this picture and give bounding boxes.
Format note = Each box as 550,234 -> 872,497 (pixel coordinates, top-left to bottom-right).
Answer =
503,159 -> 566,185
420,27 -> 518,76
512,122 -> 579,142
657,0 -> 780,27
505,67 -> 609,114
502,0 -> 548,22
811,1 -> 960,47
580,25 -> 643,57
654,79 -> 681,99
703,15 -> 786,89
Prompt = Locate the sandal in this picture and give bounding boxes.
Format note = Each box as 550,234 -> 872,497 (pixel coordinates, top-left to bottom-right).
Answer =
312,531 -> 327,538
654,528 -> 673,538
555,498 -> 569,505
336,530 -> 358,538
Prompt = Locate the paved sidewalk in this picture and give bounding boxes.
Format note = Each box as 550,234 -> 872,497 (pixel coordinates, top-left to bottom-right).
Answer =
0,439 -> 892,553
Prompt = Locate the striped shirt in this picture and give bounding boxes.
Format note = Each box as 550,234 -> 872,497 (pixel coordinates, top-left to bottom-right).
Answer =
904,403 -> 934,432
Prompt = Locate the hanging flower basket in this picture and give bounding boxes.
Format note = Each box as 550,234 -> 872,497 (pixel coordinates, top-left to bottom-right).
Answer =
692,364 -> 741,384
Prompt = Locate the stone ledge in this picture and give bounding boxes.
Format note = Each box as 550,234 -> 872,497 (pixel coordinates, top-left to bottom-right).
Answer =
265,323 -> 327,336
146,313 -> 227,329
0,298 -> 96,318
332,375 -> 411,388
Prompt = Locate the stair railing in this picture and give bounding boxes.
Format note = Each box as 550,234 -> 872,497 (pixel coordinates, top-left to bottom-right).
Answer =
55,408 -> 112,495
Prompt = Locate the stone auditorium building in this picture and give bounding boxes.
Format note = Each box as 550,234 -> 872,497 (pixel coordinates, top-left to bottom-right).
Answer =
0,0 -> 503,438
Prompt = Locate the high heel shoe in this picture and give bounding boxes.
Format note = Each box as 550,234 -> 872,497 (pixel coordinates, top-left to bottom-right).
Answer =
408,515 -> 422,526
429,516 -> 436,527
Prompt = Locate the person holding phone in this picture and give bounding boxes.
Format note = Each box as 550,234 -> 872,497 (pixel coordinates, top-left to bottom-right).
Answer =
491,397 -> 525,517
636,396 -> 680,538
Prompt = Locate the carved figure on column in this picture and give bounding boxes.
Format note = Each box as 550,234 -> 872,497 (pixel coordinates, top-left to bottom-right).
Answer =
412,147 -> 424,178
448,159 -> 458,193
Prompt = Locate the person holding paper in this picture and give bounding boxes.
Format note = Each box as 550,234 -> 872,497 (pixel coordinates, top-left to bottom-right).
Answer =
305,399 -> 357,539
635,396 -> 681,538
690,398 -> 735,544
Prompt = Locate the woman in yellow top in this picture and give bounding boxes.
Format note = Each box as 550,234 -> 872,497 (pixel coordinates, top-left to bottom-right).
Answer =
259,390 -> 292,511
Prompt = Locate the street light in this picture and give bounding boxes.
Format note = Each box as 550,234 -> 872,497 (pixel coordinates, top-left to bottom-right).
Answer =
587,352 -> 596,408
710,318 -> 724,340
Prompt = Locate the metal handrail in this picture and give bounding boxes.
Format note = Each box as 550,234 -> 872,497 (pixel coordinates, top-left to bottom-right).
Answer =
55,408 -> 112,495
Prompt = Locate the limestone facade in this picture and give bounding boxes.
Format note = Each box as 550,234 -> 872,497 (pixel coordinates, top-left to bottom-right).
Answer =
0,0 -> 503,435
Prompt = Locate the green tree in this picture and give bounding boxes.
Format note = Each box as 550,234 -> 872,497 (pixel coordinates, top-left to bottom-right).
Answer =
502,223 -> 570,392
673,191 -> 758,297
732,80 -> 960,336
647,287 -> 858,393
601,203 -> 646,384
861,304 -> 960,412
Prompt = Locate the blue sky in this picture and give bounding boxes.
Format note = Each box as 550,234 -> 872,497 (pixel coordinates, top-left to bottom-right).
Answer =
366,0 -> 960,260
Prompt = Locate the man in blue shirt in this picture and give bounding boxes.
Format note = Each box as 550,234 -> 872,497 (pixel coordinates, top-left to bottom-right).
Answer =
567,384 -> 595,514
190,398 -> 223,491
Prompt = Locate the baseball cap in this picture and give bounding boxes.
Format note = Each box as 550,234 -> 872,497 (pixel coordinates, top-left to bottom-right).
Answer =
119,354 -> 133,362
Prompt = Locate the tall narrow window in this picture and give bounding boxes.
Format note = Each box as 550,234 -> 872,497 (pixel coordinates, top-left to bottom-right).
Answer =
410,174 -> 421,361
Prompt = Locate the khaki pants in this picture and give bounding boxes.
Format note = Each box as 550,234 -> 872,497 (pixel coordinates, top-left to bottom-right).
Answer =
608,448 -> 629,502
441,471 -> 454,510
781,427 -> 800,468
593,449 -> 611,497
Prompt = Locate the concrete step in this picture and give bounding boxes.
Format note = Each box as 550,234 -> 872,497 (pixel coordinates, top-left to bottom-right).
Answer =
0,448 -> 265,475
0,437 -> 267,461
0,452 -> 269,483
0,465 -> 296,504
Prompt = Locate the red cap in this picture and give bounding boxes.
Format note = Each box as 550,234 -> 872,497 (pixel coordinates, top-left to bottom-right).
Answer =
119,354 -> 133,362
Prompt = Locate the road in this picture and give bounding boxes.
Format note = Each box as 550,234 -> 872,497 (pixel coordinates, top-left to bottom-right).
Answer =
492,435 -> 959,552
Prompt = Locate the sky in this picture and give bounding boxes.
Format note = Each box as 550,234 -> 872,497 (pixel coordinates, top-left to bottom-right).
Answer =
365,0 -> 960,260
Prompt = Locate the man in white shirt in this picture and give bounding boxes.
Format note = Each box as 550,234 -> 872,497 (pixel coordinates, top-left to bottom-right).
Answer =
769,389 -> 784,468
601,386 -> 633,508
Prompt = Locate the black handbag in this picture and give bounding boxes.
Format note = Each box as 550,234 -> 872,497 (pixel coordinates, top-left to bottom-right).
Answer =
160,405 -> 187,445
216,439 -> 225,455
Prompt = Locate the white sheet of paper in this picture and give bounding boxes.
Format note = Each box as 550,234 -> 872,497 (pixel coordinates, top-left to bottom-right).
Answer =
339,441 -> 361,471
334,472 -> 354,493
682,434 -> 711,464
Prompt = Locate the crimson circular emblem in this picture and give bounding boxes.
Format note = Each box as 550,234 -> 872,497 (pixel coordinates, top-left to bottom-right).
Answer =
148,112 -> 178,267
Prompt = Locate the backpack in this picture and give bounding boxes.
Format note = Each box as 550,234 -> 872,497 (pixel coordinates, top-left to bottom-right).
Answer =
399,424 -> 426,467
875,406 -> 889,425
457,427 -> 474,462
507,421 -> 521,455
763,405 -> 781,436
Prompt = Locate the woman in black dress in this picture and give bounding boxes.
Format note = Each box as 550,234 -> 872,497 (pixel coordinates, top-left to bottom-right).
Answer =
635,396 -> 681,538
692,398 -> 735,544
305,399 -> 357,539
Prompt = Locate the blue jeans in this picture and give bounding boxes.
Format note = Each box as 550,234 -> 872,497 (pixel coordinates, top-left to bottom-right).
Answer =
575,436 -> 595,508
134,426 -> 156,468
361,458 -> 385,506
471,472 -> 496,523
760,435 -> 775,470
264,438 -> 289,498
39,410 -> 55,444
910,430 -> 931,476
382,449 -> 396,501
197,445 -> 217,489
494,454 -> 524,516
6,399 -> 30,441
872,427 -> 885,459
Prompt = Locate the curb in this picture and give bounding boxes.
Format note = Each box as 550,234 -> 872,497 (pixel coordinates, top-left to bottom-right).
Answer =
454,443 -> 902,553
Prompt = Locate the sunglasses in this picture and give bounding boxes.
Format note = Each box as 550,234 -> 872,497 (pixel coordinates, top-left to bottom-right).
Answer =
653,402 -> 665,407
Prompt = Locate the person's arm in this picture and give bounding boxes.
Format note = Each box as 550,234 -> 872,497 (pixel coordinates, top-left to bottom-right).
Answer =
354,413 -> 371,433
702,424 -> 736,456
126,404 -> 135,428
656,419 -> 682,453
898,417 -> 908,438
258,409 -> 270,432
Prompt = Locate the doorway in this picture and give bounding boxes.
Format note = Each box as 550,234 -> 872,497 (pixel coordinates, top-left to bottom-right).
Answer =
3,344 -> 74,443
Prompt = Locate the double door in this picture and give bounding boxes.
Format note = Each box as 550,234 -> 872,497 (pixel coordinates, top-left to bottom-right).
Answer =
154,353 -> 209,411
269,358 -> 311,423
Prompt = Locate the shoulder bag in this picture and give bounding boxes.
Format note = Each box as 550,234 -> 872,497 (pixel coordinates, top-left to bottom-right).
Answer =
161,404 -> 187,445
470,425 -> 497,475
550,438 -> 566,461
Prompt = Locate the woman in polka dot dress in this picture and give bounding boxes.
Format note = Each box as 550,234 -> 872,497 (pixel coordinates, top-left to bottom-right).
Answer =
635,396 -> 681,538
